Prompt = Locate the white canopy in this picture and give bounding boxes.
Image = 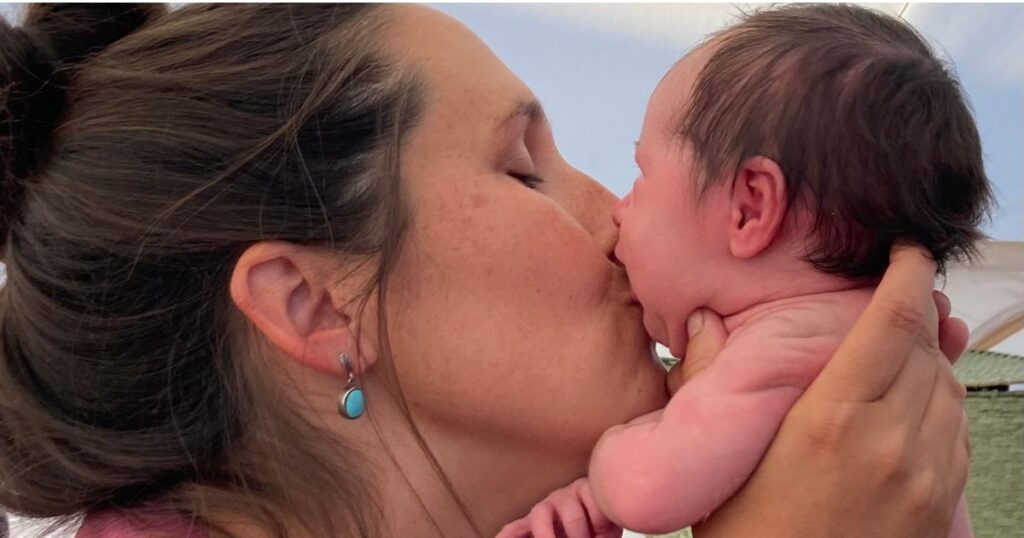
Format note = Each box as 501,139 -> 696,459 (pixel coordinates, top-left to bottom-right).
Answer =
943,241 -> 1024,355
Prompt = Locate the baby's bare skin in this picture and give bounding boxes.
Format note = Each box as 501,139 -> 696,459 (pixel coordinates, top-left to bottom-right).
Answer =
502,5 -> 977,534
588,289 -> 871,533
503,286 -> 972,537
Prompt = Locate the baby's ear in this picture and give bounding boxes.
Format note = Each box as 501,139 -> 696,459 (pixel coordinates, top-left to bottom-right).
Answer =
727,156 -> 788,259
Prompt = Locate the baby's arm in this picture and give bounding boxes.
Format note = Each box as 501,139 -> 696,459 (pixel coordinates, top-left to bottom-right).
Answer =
588,329 -> 831,534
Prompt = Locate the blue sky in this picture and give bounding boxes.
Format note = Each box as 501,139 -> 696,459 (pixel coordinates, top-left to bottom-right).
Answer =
438,4 -> 1023,242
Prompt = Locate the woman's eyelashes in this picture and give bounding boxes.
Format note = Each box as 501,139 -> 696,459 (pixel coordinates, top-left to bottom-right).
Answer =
509,171 -> 545,190
504,125 -> 551,190
505,148 -> 545,189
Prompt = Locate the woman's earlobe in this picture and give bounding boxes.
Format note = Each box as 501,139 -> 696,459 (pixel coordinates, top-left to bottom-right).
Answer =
229,241 -> 366,376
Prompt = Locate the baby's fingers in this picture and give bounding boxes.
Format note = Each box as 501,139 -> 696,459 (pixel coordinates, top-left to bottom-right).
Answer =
578,480 -> 617,535
546,480 -> 601,538
525,503 -> 558,538
495,518 -> 532,538
550,495 -> 591,538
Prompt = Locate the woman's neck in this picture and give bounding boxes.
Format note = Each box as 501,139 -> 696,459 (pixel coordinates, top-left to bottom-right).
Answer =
366,377 -> 589,537
212,364 -> 587,537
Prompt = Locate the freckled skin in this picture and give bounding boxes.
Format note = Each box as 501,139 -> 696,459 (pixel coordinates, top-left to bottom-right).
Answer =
470,192 -> 488,210
376,7 -> 667,534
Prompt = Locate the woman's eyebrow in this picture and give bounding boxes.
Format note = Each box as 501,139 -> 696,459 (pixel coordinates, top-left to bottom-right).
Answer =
497,100 -> 544,132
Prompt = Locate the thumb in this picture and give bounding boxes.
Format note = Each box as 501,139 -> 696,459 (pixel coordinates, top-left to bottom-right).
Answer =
667,308 -> 728,395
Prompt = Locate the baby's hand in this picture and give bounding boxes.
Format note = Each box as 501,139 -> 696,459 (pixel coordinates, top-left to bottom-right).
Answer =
495,478 -> 621,538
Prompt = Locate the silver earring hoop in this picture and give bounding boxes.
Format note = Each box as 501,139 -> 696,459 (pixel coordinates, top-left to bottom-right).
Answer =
337,353 -> 365,420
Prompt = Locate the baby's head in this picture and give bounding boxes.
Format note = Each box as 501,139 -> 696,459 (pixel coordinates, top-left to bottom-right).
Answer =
614,4 -> 994,354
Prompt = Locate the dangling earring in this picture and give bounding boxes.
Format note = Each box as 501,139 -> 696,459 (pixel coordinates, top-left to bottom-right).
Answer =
337,353 -> 365,420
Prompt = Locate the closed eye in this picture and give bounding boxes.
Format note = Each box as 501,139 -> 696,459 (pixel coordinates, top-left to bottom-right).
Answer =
509,171 -> 544,190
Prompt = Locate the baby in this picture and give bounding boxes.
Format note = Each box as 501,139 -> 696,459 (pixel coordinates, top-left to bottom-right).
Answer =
500,4 -> 992,537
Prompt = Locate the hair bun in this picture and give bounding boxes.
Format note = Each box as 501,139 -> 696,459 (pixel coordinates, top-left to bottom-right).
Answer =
22,4 -> 166,70
1,4 -> 165,253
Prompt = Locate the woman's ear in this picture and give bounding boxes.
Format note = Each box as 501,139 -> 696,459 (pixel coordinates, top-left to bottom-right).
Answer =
727,156 -> 788,259
229,241 -> 378,376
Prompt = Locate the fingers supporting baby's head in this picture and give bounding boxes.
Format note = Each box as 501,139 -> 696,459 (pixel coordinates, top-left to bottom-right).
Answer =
811,245 -> 940,402
665,308 -> 729,394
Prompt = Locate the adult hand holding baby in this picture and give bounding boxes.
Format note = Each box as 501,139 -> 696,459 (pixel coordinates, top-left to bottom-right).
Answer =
665,308 -> 729,395
690,245 -> 970,537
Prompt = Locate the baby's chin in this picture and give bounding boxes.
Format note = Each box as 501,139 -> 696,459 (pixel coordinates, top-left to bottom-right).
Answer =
667,307 -> 700,359
643,311 -> 690,360
667,329 -> 690,361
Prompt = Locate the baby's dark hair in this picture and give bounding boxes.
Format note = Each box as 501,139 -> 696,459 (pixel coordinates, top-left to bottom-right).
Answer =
678,3 -> 995,280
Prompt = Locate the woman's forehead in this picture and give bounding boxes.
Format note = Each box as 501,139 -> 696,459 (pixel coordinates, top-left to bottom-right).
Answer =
384,5 -> 536,126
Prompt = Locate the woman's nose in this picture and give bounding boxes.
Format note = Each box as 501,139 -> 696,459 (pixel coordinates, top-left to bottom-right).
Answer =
613,191 -> 632,227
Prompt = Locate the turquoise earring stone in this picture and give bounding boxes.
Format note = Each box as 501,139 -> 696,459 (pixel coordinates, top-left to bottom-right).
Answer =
339,388 -> 365,419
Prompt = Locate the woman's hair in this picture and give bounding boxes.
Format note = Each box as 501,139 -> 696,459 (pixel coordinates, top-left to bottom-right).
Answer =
0,4 -> 423,536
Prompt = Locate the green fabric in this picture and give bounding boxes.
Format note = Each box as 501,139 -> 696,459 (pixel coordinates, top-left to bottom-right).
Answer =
954,350 -> 1024,388
661,349 -> 1024,388
649,352 -> 1024,538
963,390 -> 1024,538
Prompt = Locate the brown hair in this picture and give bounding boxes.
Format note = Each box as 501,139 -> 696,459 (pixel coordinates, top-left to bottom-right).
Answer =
678,3 -> 995,279
0,4 -> 423,536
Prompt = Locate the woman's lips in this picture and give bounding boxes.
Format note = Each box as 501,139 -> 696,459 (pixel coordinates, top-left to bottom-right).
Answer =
608,247 -> 624,268
612,248 -> 640,304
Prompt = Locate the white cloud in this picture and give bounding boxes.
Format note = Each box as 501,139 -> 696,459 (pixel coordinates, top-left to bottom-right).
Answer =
982,29 -> 1024,86
507,3 -> 906,51
0,4 -> 23,25
522,3 -> 1024,92
505,3 -> 742,50
503,2 -> 1024,88
906,4 -> 1024,87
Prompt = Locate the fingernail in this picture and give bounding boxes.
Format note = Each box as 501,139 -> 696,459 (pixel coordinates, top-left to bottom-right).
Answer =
687,309 -> 705,337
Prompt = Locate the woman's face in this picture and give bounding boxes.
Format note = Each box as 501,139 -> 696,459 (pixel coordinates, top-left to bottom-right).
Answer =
381,3 -> 666,496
